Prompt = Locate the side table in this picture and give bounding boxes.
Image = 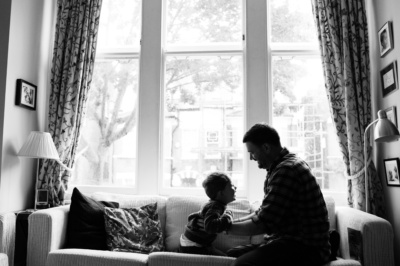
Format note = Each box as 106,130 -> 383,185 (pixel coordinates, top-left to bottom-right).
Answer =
14,210 -> 35,266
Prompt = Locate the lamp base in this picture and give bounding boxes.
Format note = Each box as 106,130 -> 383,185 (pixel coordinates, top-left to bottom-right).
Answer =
36,204 -> 50,210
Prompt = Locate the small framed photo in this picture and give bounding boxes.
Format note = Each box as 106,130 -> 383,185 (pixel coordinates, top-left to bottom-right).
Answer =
384,158 -> 400,186
381,61 -> 398,97
378,21 -> 394,57
36,189 -> 49,205
384,106 -> 397,127
15,79 -> 37,110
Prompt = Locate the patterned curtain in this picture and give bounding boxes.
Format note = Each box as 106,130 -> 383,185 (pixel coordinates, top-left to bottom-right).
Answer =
312,0 -> 385,216
37,0 -> 103,207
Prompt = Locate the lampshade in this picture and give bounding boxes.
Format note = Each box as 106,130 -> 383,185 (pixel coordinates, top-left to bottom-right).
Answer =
18,131 -> 60,160
374,110 -> 400,142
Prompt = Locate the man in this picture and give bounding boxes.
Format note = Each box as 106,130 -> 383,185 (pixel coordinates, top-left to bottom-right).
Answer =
227,123 -> 331,266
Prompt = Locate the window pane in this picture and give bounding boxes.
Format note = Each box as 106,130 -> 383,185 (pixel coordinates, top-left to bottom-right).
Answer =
271,57 -> 346,192
165,0 -> 242,45
71,59 -> 139,187
96,0 -> 141,50
163,55 -> 244,189
270,0 -> 318,44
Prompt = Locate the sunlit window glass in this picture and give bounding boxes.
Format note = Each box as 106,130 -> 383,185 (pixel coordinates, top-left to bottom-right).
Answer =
97,0 -> 141,49
270,0 -> 317,44
163,55 -> 244,189
166,0 -> 242,46
271,57 -> 346,193
162,0 -> 244,193
71,0 -> 141,188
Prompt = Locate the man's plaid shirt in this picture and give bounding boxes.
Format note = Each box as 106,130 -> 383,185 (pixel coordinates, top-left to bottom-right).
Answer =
251,148 -> 331,263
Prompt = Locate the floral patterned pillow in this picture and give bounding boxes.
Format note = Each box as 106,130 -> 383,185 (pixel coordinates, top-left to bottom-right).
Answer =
104,203 -> 164,254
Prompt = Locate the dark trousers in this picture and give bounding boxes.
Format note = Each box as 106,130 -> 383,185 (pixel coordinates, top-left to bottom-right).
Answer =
228,239 -> 324,266
178,245 -> 227,256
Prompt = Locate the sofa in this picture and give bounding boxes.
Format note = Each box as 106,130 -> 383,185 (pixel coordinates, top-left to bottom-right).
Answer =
26,193 -> 394,266
0,212 -> 16,266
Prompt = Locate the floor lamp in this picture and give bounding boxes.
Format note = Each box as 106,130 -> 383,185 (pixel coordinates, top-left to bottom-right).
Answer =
18,131 -> 69,210
364,110 -> 400,213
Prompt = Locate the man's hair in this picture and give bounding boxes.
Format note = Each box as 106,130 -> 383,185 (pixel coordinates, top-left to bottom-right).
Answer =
202,172 -> 231,200
242,122 -> 281,147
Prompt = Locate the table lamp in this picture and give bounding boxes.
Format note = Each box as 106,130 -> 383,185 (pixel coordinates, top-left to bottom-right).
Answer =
18,131 -> 70,210
364,110 -> 400,212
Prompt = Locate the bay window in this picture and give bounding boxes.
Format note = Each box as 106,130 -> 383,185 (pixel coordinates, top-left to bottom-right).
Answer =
70,0 -> 346,204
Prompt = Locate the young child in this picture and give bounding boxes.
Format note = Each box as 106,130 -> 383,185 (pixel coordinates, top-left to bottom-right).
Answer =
179,172 -> 236,256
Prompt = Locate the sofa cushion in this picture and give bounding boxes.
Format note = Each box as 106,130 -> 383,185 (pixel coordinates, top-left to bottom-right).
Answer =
148,252 -> 235,266
66,188 -> 119,250
104,203 -> 164,254
91,193 -> 168,236
165,196 -> 252,253
47,249 -> 148,266
323,258 -> 361,266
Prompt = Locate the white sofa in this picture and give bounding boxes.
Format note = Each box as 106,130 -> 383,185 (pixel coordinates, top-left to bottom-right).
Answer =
0,212 -> 16,266
26,193 -> 394,266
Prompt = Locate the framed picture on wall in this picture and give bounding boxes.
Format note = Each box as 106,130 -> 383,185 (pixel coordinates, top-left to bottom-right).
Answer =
381,61 -> 398,97
378,21 -> 394,57
384,158 -> 400,186
15,79 -> 37,110
384,106 -> 398,128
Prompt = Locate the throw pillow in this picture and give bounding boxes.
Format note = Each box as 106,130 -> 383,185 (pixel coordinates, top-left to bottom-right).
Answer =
104,202 -> 164,254
66,187 -> 119,250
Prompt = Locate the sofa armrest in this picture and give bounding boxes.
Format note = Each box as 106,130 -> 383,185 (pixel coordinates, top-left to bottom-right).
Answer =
0,212 -> 15,266
336,207 -> 394,266
27,205 -> 70,266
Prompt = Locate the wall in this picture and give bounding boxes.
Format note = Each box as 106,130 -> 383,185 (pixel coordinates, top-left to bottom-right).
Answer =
366,0 -> 400,265
0,0 -> 55,212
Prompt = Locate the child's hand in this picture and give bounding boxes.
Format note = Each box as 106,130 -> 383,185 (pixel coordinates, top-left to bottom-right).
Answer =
188,211 -> 201,221
225,210 -> 233,217
224,210 -> 234,221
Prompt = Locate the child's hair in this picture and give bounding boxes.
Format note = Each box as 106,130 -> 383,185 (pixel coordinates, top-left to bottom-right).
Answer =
202,172 -> 231,200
